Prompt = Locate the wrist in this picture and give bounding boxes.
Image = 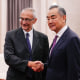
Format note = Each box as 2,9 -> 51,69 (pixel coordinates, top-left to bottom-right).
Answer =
28,61 -> 32,68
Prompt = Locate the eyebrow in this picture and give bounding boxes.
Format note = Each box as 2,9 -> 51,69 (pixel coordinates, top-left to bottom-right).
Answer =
51,15 -> 55,17
46,15 -> 55,18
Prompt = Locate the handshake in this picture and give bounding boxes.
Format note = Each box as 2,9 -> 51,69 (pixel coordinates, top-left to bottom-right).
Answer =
28,61 -> 44,72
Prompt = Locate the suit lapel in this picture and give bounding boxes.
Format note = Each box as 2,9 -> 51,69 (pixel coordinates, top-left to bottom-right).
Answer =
49,28 -> 69,62
53,35 -> 65,51
17,28 -> 39,53
16,28 -> 29,51
49,37 -> 65,63
53,27 -> 69,52
32,30 -> 39,54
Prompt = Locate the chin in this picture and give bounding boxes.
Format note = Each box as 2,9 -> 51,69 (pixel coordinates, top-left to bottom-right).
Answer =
22,26 -> 28,29
50,27 -> 55,31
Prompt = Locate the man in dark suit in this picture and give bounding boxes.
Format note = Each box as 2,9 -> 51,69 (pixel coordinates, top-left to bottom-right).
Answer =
4,8 -> 49,80
46,5 -> 80,80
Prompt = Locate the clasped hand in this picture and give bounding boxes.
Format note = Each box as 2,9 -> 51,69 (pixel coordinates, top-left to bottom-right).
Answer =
28,61 -> 44,72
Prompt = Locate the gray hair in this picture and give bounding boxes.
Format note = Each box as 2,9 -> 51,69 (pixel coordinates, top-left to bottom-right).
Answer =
49,5 -> 66,16
20,8 -> 36,18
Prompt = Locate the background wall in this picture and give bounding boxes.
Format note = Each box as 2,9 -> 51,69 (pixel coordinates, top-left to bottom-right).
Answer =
58,0 -> 80,36
0,0 -> 7,53
0,0 -> 1,53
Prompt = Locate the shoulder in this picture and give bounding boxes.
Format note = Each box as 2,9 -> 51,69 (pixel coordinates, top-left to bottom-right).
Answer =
6,28 -> 21,34
66,27 -> 80,43
68,28 -> 79,39
34,30 -> 48,39
6,28 -> 21,36
5,28 -> 22,39
64,27 -> 79,39
34,30 -> 49,46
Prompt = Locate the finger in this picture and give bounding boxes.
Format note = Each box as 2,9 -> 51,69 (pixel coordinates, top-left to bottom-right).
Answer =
34,61 -> 42,64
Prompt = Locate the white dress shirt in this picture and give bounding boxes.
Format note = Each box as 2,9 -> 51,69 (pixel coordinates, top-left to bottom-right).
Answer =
23,28 -> 33,49
56,25 -> 68,43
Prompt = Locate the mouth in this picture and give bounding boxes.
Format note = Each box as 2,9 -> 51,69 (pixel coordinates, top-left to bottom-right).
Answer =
23,24 -> 29,27
49,24 -> 55,28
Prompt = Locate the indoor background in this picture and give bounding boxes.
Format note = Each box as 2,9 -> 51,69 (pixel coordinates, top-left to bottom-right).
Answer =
0,0 -> 80,80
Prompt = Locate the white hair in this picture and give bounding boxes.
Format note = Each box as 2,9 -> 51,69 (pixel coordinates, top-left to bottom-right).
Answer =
20,8 -> 36,18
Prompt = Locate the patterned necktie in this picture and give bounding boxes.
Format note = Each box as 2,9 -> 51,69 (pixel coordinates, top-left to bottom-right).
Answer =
26,33 -> 32,60
50,35 -> 58,56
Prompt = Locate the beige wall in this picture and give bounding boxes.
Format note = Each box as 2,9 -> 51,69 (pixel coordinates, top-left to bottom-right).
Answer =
0,0 -> 1,53
0,0 -> 7,53
58,0 -> 80,37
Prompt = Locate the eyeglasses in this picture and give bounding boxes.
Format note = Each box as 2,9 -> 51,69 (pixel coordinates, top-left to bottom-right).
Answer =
19,17 -> 34,22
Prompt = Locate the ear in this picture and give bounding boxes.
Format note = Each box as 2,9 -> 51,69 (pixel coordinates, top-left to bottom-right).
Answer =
33,18 -> 37,24
63,15 -> 66,22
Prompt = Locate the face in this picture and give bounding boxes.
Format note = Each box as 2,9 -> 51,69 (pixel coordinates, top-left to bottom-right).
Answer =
20,10 -> 37,32
47,8 -> 66,33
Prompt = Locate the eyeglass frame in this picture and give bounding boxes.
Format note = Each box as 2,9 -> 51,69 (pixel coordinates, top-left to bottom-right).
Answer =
19,17 -> 34,22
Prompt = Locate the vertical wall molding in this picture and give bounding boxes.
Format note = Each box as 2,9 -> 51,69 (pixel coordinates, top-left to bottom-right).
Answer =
0,0 -> 7,53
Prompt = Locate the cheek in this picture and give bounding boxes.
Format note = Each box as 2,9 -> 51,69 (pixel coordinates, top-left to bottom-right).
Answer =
20,21 -> 23,25
57,21 -> 62,26
54,20 -> 60,26
47,22 -> 49,26
30,22 -> 34,26
53,19 -> 58,23
48,21 -> 50,25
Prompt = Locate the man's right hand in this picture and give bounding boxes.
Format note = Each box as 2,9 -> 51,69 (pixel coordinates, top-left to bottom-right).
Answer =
28,61 -> 44,72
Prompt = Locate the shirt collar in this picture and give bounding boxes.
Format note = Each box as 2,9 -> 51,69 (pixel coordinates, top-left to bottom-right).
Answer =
57,25 -> 68,38
23,28 -> 33,38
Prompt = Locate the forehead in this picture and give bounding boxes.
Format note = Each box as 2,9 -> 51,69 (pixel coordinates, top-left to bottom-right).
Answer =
20,10 -> 34,18
47,8 -> 59,17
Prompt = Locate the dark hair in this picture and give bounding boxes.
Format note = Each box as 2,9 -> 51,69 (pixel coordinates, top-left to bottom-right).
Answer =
49,5 -> 66,16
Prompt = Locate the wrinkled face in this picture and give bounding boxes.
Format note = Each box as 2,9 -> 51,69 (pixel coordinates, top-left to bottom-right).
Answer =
20,10 -> 37,32
47,8 -> 66,33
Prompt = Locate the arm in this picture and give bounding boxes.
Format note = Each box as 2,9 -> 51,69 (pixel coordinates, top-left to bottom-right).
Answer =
66,37 -> 80,80
30,36 -> 49,72
43,36 -> 49,70
4,32 -> 28,72
42,36 -> 49,80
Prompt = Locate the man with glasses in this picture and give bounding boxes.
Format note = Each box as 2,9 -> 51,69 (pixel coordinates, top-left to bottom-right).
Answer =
4,8 -> 49,80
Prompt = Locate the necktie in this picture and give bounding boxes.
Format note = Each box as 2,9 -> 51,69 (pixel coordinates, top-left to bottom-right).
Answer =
26,33 -> 32,60
26,33 -> 33,78
50,35 -> 58,56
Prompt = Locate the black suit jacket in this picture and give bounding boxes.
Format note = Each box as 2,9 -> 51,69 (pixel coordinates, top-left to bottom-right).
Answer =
46,27 -> 80,80
4,27 -> 49,80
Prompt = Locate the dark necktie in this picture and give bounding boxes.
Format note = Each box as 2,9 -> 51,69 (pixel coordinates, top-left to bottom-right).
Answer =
50,35 -> 58,56
26,33 -> 32,60
26,33 -> 33,79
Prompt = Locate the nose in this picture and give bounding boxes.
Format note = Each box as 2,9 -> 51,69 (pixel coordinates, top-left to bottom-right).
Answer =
48,19 -> 53,24
23,19 -> 26,22
22,20 -> 28,24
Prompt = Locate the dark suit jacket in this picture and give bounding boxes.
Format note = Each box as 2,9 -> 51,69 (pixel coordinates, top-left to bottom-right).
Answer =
46,27 -> 80,80
4,27 -> 49,80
